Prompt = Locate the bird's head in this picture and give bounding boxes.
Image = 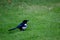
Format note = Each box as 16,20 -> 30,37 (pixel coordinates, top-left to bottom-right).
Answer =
23,20 -> 29,23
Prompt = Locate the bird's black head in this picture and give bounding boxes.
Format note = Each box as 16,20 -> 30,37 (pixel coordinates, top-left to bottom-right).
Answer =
23,20 -> 29,24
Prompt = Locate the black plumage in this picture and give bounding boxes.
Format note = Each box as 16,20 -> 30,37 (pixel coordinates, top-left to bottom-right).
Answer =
8,20 -> 29,31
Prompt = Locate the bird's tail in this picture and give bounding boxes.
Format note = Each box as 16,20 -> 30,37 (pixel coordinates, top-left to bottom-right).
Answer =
8,27 -> 17,31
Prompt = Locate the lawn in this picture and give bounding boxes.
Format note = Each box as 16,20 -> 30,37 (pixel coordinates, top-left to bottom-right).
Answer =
0,0 -> 60,40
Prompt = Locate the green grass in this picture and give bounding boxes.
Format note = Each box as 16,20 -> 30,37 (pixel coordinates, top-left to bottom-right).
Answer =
0,0 -> 60,40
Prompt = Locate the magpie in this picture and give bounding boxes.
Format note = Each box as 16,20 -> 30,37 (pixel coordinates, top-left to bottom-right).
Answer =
8,20 -> 29,31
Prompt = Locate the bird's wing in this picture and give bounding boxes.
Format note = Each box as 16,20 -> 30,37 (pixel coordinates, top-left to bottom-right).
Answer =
16,23 -> 23,28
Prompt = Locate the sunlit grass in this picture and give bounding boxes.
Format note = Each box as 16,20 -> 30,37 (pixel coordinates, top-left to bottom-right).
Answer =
0,0 -> 60,40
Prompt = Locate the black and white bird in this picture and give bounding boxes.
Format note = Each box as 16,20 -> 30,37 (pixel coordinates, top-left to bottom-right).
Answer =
8,20 -> 29,31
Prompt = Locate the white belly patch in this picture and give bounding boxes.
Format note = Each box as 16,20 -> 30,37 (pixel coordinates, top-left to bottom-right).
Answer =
22,27 -> 27,29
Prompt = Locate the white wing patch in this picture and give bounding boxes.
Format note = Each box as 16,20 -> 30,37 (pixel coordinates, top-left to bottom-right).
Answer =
25,24 -> 27,25
22,24 -> 27,29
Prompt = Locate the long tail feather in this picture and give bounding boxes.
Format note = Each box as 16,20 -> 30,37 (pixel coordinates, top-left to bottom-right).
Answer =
8,28 -> 17,31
